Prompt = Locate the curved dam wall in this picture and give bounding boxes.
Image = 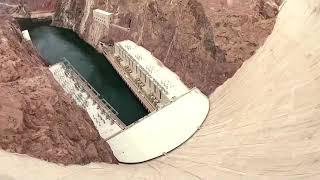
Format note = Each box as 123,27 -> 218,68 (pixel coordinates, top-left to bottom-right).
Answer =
1,0 -> 320,179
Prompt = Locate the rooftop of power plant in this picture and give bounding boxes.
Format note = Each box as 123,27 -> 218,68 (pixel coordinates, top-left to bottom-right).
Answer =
116,40 -> 190,100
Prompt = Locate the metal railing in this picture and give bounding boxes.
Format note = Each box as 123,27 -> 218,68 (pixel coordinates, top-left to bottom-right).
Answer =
57,58 -> 126,129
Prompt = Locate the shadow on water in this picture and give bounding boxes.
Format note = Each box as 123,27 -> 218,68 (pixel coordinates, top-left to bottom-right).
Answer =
19,19 -> 148,125
16,18 -> 52,30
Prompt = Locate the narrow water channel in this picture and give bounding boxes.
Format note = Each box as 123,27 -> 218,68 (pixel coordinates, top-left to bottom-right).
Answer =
24,22 -> 148,125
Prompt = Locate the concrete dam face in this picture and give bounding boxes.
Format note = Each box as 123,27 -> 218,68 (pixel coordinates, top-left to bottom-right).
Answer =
1,0 -> 320,179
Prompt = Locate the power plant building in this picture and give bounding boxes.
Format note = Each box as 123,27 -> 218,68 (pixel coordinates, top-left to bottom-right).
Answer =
114,40 -> 189,107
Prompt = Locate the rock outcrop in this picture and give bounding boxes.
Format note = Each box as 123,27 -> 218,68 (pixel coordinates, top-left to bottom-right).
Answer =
1,0 -> 57,12
0,16 -> 117,165
198,0 -> 281,64
22,0 -> 57,12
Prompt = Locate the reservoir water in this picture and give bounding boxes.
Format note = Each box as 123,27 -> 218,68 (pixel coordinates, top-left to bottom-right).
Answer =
27,24 -> 148,125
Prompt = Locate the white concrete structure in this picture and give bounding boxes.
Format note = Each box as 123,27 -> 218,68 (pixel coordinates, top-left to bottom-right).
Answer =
93,9 -> 113,27
2,0 -> 320,179
90,9 -> 113,46
107,88 -> 209,163
22,30 -> 31,42
114,40 -> 189,104
49,61 -> 125,139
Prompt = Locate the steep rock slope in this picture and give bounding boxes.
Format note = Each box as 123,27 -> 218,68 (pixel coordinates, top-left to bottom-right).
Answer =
23,0 -> 57,12
0,16 -> 117,165
0,0 -> 57,12
53,0 -> 235,95
198,0 -> 281,63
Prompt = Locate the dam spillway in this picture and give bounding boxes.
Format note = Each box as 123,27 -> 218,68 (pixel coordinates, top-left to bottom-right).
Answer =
28,25 -> 148,125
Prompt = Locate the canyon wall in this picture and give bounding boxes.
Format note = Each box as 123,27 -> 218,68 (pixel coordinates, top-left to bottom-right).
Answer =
0,0 -> 57,11
0,15 -> 117,165
25,0 -> 57,11
198,0 -> 281,64
23,0 -> 57,12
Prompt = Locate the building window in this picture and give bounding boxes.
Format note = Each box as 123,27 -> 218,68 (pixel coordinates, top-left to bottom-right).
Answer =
159,91 -> 162,99
154,84 -> 157,93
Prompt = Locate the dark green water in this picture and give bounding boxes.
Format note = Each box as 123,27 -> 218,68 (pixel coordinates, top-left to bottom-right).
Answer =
28,25 -> 147,125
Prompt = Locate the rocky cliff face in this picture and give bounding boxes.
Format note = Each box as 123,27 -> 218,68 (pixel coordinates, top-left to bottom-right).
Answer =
0,15 -> 117,165
23,0 -> 57,12
198,0 -> 281,64
1,0 -> 57,11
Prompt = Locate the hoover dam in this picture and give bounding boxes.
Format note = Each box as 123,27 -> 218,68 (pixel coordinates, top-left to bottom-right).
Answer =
0,0 -> 320,179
